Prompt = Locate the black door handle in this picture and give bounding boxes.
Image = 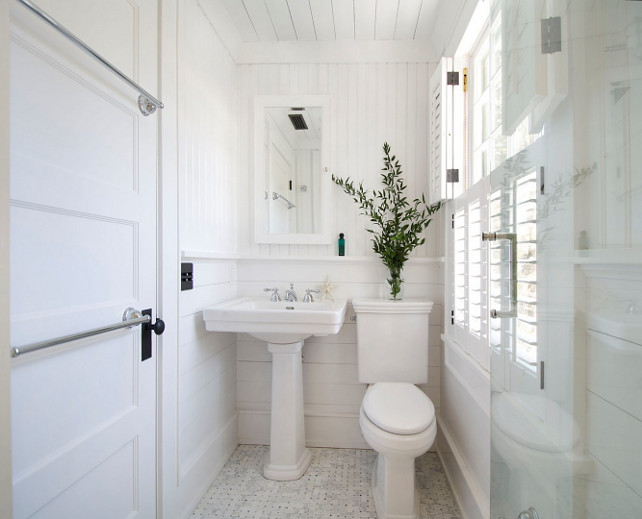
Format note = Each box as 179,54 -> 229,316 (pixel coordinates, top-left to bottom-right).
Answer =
141,308 -> 165,361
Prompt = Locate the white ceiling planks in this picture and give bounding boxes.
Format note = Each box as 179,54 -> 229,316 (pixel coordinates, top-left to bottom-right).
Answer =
414,0 -> 439,40
308,0 -> 336,40
395,0 -> 423,39
287,0 -> 317,40
354,0 -> 376,40
221,0 -> 260,41
332,0 -> 355,40
211,0 -> 473,64
265,0 -> 297,40
217,1 -> 451,42
242,0 -> 278,40
374,0 -> 399,39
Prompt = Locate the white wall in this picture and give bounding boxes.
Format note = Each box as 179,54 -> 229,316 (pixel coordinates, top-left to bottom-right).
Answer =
179,2 -> 238,256
233,60 -> 446,448
161,1 -> 240,516
238,61 -> 441,258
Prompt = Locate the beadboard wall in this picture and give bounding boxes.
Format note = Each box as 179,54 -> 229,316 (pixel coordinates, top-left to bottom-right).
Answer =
229,60 -> 447,449
179,1 -> 238,255
173,1 -> 240,514
237,61 -> 441,258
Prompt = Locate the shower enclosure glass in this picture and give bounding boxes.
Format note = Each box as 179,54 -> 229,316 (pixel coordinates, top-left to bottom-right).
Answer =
490,0 -> 642,517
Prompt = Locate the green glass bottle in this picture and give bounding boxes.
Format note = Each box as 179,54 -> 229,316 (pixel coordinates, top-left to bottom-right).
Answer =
338,233 -> 345,256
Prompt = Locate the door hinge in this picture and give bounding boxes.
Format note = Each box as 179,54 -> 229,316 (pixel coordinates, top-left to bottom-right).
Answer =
541,17 -> 562,54
447,169 -> 459,183
451,213 -> 455,229
447,71 -> 459,86
451,309 -> 455,325
462,67 -> 468,93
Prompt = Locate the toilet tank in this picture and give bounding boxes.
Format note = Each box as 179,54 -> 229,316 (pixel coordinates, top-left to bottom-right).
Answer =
352,298 -> 433,384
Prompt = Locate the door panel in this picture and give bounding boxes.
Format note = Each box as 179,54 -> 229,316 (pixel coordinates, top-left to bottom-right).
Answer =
9,1 -> 158,517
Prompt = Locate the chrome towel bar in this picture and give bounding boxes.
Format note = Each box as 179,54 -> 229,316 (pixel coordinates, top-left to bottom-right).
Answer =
14,0 -> 164,115
11,307 -> 151,358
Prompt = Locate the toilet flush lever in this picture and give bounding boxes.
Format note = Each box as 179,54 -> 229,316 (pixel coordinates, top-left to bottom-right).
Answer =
482,232 -> 517,319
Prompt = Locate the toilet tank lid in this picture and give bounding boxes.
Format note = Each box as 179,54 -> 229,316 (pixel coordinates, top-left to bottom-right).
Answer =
363,383 -> 435,435
352,298 -> 434,314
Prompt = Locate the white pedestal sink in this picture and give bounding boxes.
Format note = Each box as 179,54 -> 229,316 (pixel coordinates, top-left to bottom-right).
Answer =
203,297 -> 347,480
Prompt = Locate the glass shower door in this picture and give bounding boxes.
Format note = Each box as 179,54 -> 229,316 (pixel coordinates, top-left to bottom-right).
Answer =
490,0 -> 642,518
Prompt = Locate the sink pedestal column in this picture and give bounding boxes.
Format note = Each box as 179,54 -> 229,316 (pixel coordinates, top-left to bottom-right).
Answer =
264,340 -> 311,481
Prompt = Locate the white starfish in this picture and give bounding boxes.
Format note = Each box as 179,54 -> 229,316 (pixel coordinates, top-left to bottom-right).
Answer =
321,277 -> 335,302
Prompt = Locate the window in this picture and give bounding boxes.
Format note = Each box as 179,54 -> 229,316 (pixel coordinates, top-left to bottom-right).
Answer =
470,7 -> 543,188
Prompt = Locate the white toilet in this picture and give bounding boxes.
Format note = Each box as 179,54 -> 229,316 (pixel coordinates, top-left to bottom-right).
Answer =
352,298 -> 437,519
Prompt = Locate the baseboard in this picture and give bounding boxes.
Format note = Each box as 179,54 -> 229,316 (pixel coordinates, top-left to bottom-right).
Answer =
437,420 -> 490,519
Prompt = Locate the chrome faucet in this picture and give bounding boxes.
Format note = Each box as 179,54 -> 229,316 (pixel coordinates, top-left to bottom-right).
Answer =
284,283 -> 298,302
303,288 -> 320,303
264,287 -> 282,302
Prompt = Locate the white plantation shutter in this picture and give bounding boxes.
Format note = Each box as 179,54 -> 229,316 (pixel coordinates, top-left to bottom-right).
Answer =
446,172 -> 537,373
429,58 -> 449,203
514,171 -> 538,369
448,181 -> 489,369
430,57 -> 465,203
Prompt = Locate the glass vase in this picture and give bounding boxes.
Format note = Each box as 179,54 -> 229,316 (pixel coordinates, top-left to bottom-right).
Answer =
385,267 -> 404,300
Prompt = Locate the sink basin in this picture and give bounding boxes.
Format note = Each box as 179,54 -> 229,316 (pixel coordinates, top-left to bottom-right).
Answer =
203,296 -> 347,343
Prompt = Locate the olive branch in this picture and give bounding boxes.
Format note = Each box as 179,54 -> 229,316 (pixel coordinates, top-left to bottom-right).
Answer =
332,142 -> 442,299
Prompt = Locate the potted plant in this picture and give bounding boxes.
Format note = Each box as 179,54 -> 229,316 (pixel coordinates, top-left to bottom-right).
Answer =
332,142 -> 442,300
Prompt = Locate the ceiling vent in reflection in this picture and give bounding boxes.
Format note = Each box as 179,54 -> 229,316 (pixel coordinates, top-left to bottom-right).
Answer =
288,112 -> 308,130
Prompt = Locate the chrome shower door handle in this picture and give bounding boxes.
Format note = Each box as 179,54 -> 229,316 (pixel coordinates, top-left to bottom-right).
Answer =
482,231 -> 517,319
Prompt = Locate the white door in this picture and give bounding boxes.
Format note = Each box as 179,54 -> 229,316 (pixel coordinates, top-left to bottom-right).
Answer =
9,1 -> 159,517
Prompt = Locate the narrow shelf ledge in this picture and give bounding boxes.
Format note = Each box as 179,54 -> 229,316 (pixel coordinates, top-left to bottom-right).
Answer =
181,250 -> 445,264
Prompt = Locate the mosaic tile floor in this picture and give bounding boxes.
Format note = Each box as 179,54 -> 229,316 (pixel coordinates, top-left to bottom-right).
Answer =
192,445 -> 461,519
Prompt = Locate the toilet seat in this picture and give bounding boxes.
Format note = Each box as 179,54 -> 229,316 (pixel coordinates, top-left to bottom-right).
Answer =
363,382 -> 435,435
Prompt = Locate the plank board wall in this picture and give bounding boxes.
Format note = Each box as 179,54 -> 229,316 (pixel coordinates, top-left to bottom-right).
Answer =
236,258 -> 444,448
174,0 -> 240,513
180,0 -> 239,256
581,267 -> 642,516
238,61 -> 441,258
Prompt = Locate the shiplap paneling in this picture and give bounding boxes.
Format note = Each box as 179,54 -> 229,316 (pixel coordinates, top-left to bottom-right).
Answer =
239,61 -> 440,258
180,0 -> 239,256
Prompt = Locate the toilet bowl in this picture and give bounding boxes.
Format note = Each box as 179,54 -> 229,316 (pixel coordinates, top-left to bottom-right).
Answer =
352,298 -> 436,519
360,383 -> 437,519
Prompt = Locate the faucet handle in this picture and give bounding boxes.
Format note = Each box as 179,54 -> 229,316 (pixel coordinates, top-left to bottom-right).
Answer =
303,288 -> 321,303
264,287 -> 281,302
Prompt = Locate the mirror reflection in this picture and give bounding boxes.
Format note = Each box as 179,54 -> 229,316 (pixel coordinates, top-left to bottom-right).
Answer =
264,106 -> 322,234
254,95 -> 331,244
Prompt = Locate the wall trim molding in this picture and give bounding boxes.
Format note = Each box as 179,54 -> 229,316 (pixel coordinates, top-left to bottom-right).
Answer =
437,422 -> 490,519
182,251 -> 446,264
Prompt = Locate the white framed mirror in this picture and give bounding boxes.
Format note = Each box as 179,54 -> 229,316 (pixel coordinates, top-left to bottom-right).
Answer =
254,95 -> 332,244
